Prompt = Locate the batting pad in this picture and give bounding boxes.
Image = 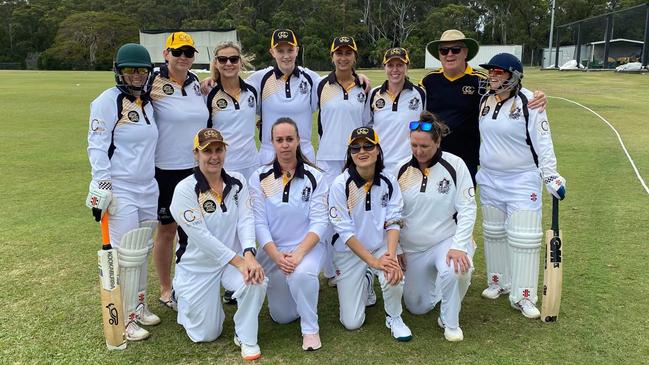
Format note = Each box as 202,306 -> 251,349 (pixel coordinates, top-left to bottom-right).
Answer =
482,205 -> 510,289
507,210 -> 542,304
118,227 -> 151,323
137,220 -> 158,306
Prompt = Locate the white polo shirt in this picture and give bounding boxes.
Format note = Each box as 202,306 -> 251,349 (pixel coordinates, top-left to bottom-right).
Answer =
88,87 -> 158,185
246,65 -> 319,164
248,159 -> 329,248
206,77 -> 259,170
314,71 -> 367,161
363,79 -> 426,170
396,151 -> 476,254
479,87 -> 559,178
150,65 -> 209,170
170,168 -> 255,273
328,167 -> 403,253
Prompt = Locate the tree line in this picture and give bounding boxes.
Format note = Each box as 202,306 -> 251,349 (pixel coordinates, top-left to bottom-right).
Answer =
0,0 -> 645,70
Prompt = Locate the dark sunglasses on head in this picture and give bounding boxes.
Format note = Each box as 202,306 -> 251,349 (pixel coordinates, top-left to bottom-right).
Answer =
409,121 -> 433,132
438,46 -> 464,56
216,55 -> 241,64
349,143 -> 377,154
120,67 -> 149,75
169,48 -> 196,58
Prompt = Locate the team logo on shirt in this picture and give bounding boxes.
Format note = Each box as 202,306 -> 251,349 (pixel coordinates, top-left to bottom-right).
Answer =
233,191 -> 240,206
408,97 -> 420,110
462,86 -> 476,95
437,178 -> 450,194
539,120 -> 550,135
481,105 -> 490,116
329,207 -> 340,221
247,95 -> 255,108
357,92 -> 366,103
299,80 -> 309,94
162,84 -> 174,95
509,106 -> 522,120
375,98 -> 386,109
90,119 -> 106,133
216,98 -> 228,109
301,186 -> 311,201
127,111 -> 139,123
381,193 -> 389,207
464,186 -> 475,199
182,208 -> 200,224
530,193 -> 538,202
193,83 -> 201,96
202,199 -> 217,213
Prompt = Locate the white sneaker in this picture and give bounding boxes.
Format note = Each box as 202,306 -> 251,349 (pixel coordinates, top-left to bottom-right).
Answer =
138,305 -> 161,326
481,284 -> 509,299
385,316 -> 412,342
437,317 -> 464,342
234,335 -> 261,361
365,270 -> 376,307
512,299 -> 541,319
327,276 -> 337,288
126,321 -> 150,341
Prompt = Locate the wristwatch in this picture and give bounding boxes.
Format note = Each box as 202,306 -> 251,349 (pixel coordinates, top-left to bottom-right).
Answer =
243,247 -> 257,257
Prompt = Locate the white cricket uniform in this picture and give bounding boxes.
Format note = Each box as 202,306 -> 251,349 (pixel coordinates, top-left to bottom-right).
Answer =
245,65 -> 319,164
170,169 -> 267,343
396,152 -> 476,329
87,87 -> 158,246
248,160 -> 329,335
477,87 -> 559,305
364,80 -> 426,172
206,77 -> 260,180
328,167 -> 404,330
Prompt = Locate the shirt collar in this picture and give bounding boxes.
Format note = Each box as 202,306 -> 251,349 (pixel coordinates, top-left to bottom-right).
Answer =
159,64 -> 197,87
193,167 -> 236,196
214,76 -> 248,92
326,70 -> 362,87
443,64 -> 473,82
408,148 -> 442,170
272,158 -> 306,179
273,64 -> 300,79
348,166 -> 381,189
379,78 -> 413,93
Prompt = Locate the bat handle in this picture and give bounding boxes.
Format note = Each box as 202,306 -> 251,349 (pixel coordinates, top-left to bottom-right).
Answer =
551,196 -> 559,233
101,214 -> 112,249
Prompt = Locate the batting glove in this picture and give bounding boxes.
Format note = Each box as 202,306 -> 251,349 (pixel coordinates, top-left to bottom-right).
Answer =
544,175 -> 566,200
85,180 -> 114,221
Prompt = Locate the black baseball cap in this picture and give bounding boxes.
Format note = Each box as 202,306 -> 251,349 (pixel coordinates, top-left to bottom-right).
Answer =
348,127 -> 380,144
383,47 -> 410,64
331,36 -> 358,53
271,29 -> 298,48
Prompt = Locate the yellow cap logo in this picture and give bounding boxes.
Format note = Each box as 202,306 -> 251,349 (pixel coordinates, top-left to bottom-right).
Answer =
357,128 -> 369,135
390,48 -> 402,55
204,130 -> 219,138
340,36 -> 350,43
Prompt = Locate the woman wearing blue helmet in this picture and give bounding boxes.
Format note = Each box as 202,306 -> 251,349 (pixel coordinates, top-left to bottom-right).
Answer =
476,53 -> 566,319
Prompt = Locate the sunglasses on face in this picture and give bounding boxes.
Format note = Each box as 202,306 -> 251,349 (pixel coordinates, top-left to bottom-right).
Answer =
169,48 -> 196,58
488,68 -> 507,76
349,143 -> 377,154
215,55 -> 241,64
120,67 -> 149,75
409,121 -> 433,132
438,46 -> 464,56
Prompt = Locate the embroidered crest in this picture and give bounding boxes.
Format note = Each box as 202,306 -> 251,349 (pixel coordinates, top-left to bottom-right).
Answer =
437,178 -> 450,194
481,105 -> 490,116
247,95 -> 255,108
375,98 -> 386,109
162,84 -> 174,95
193,83 -> 201,96
408,97 -> 420,110
216,98 -> 228,109
301,186 -> 312,201
127,111 -> 139,123
381,193 -> 389,207
357,92 -> 366,103
299,80 -> 308,94
509,106 -> 522,119
202,200 -> 217,213
233,191 -> 239,206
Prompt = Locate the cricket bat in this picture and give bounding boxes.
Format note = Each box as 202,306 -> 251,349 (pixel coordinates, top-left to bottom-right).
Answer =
541,197 -> 563,323
97,214 -> 127,350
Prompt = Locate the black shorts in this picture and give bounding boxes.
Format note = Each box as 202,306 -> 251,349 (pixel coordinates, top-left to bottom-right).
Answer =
155,167 -> 194,224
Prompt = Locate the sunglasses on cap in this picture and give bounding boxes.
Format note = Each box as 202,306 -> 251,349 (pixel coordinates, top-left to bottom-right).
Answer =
349,143 -> 377,154
438,46 -> 465,56
215,55 -> 240,64
488,68 -> 507,76
169,48 -> 196,58
409,121 -> 434,132
120,67 -> 149,75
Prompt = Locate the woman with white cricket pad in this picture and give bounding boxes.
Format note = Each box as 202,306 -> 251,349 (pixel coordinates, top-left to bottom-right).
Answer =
396,111 -> 476,342
477,53 -> 566,319
170,128 -> 267,361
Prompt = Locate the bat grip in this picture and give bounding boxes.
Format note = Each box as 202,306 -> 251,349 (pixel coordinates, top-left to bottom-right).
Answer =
551,196 -> 560,233
101,214 -> 112,249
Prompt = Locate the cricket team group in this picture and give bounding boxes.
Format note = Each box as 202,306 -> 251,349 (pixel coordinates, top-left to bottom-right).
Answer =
86,27 -> 567,359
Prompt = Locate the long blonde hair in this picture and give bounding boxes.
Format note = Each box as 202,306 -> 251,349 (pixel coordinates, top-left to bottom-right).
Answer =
209,41 -> 254,81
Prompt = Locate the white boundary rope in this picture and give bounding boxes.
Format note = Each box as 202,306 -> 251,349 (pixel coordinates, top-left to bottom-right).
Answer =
549,96 -> 649,195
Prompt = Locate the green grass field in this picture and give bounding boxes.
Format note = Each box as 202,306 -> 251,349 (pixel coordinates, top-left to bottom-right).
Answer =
1,69 -> 648,364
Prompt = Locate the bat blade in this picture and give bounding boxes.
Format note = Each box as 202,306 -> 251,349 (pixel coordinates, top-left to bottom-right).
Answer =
541,197 -> 563,323
98,215 -> 127,350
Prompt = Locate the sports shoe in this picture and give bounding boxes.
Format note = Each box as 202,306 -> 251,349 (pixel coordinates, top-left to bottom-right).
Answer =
302,333 -> 322,351
512,299 -> 541,319
481,284 -> 509,299
385,316 -> 412,342
234,335 -> 261,361
327,276 -> 337,288
126,321 -> 150,341
437,317 -> 464,342
138,304 -> 161,326
365,270 -> 376,307
223,290 -> 237,305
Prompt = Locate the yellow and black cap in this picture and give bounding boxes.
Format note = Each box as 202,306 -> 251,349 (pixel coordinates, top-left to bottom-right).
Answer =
331,36 -> 358,53
348,127 -> 380,145
382,47 -> 410,64
165,31 -> 197,51
271,29 -> 298,48
193,128 -> 228,150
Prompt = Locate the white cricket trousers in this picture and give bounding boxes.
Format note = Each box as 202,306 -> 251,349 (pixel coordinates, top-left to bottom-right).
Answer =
334,246 -> 404,330
403,236 -> 475,329
257,243 -> 325,335
109,179 -> 158,247
173,264 -> 268,344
